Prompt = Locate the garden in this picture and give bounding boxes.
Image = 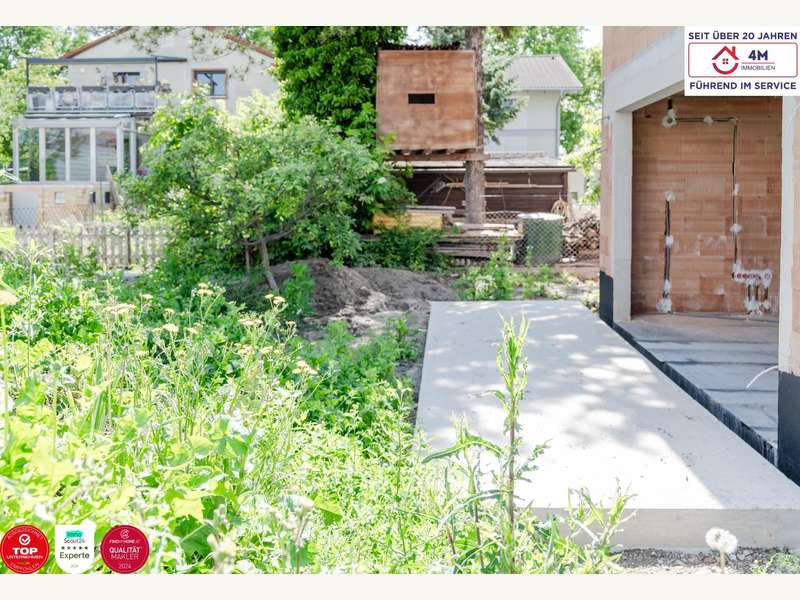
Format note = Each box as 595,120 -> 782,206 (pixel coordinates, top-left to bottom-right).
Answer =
2,25 -> 799,576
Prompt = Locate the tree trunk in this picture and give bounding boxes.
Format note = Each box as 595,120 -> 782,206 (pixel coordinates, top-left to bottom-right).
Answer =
464,26 -> 486,225
259,239 -> 279,293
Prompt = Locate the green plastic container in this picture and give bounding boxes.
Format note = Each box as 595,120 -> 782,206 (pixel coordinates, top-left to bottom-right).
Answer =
517,212 -> 564,266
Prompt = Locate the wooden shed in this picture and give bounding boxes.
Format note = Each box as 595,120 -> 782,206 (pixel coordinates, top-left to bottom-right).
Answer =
401,154 -> 574,215
376,49 -> 478,156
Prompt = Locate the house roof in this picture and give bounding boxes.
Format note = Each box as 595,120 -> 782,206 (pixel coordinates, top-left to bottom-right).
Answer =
62,26 -> 274,59
506,55 -> 582,93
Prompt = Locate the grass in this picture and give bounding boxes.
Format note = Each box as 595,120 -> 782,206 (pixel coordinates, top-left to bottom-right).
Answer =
0,244 -> 627,574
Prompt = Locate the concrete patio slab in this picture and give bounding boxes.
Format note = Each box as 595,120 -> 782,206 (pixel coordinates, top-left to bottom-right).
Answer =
417,301 -> 800,550
617,314 -> 778,459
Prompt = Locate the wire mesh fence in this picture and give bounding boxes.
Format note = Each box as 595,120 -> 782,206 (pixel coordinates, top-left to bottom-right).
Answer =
479,208 -> 600,265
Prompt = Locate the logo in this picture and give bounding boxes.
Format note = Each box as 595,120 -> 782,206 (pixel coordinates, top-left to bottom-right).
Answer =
55,523 -> 95,574
712,45 -> 740,75
100,525 -> 149,574
1,524 -> 50,574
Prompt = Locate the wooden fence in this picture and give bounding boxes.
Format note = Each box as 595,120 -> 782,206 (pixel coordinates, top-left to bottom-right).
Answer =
8,223 -> 169,269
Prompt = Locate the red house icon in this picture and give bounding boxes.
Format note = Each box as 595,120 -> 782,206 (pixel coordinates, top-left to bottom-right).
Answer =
712,46 -> 739,75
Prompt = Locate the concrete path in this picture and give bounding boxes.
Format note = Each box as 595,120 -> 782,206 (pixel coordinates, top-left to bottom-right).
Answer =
618,314 -> 778,450
417,301 -> 800,550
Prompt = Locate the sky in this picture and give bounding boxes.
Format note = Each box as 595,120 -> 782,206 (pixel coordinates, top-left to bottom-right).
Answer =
583,26 -> 602,48
407,26 -> 602,49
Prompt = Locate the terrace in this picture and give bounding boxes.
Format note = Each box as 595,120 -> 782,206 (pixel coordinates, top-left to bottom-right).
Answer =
24,55 -> 187,116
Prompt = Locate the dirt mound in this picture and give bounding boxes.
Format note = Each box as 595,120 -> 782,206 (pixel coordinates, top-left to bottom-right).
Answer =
271,259 -> 456,319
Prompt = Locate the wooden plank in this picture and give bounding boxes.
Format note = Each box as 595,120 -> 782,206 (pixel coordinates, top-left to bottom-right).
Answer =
377,49 -> 478,152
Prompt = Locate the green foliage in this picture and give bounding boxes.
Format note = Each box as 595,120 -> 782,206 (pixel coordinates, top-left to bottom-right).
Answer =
271,27 -> 406,145
356,226 -> 449,272
279,263 -> 315,321
120,91 -> 411,269
519,265 -> 559,300
457,242 -> 574,301
295,318 -> 417,447
0,248 -> 625,573
456,241 -> 517,301
753,552 -> 800,574
0,245 -> 104,345
565,103 -> 601,203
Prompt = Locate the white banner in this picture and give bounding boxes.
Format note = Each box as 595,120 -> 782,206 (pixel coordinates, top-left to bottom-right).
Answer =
685,27 -> 800,95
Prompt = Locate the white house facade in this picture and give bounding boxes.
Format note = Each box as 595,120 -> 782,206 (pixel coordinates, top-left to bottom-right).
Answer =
487,55 -> 582,158
2,27 -> 278,226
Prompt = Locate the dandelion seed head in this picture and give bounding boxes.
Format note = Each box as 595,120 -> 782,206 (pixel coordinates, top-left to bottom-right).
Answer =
706,527 -> 738,554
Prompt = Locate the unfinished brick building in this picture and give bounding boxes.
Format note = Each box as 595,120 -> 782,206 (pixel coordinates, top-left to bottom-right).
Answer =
601,26 -> 800,486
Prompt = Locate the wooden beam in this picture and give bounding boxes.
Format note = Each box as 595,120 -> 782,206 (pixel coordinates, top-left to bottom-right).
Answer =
445,182 -> 564,189
387,151 -> 487,162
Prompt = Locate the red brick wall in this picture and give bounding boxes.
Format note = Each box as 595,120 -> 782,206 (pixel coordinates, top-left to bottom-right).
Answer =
631,95 -> 782,315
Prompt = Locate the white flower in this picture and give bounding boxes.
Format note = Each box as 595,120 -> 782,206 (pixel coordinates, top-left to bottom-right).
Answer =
703,115 -> 714,125
665,235 -> 674,248
705,527 -> 738,555
162,323 -> 179,334
664,191 -> 675,203
730,223 -> 743,234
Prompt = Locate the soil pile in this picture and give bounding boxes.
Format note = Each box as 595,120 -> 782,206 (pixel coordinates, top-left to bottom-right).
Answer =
271,259 -> 457,328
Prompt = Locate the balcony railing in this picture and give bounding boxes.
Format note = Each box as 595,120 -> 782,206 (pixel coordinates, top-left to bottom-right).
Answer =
26,85 -> 158,115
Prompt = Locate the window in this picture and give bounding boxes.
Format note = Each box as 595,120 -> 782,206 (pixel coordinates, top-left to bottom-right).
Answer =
45,129 -> 66,181
70,128 -> 91,182
95,128 -> 117,182
113,72 -> 140,85
193,70 -> 226,97
408,93 -> 436,104
18,128 -> 40,182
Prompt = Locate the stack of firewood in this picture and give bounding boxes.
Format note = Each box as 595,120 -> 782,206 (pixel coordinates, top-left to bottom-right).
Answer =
562,214 -> 600,258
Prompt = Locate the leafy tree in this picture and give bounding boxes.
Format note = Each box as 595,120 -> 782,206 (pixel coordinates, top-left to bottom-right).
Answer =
271,26 -> 406,145
0,27 -> 117,168
120,91 -> 411,286
564,104 -> 600,203
0,27 -> 53,72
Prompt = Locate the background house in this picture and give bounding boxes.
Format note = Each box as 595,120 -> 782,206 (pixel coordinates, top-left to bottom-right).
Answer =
1,26 -> 278,226
487,54 -> 582,158
62,27 -> 278,113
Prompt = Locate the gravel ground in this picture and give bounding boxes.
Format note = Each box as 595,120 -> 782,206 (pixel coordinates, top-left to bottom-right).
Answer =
618,548 -> 798,574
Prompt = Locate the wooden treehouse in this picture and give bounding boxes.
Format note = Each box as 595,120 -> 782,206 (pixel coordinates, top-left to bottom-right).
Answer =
375,48 -> 519,260
376,49 -> 480,160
